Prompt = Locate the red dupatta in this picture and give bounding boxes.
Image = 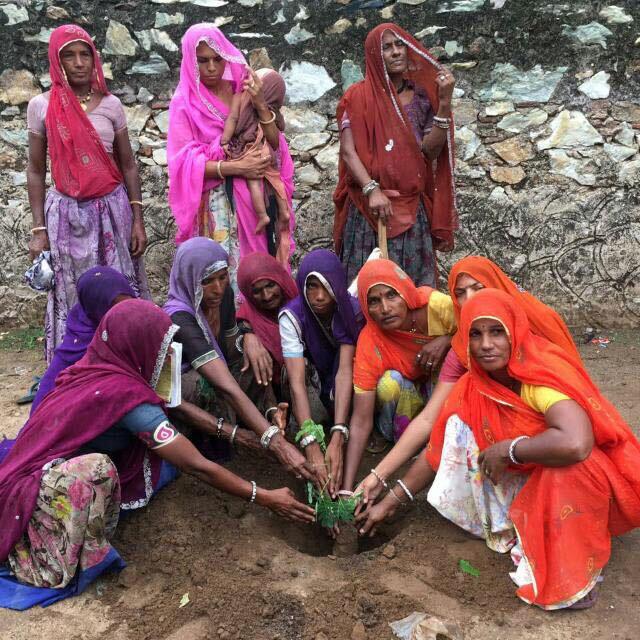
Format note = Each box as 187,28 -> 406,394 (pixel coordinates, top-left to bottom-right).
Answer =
333,23 -> 457,249
45,25 -> 123,199
236,252 -> 298,366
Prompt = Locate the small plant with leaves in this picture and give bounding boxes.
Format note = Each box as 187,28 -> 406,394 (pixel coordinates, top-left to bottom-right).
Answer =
306,482 -> 362,529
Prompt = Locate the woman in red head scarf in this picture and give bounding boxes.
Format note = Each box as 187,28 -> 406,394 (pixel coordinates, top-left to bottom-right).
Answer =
334,23 -> 458,289
26,25 -> 149,363
359,289 -> 640,610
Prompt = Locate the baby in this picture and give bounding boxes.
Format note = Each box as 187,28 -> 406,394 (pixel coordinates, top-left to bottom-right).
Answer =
221,69 -> 290,236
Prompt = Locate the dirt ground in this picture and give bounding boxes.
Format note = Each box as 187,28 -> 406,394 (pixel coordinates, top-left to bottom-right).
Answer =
1,331 -> 639,640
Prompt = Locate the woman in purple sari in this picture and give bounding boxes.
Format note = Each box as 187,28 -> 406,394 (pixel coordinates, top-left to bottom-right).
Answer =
31,266 -> 135,413
0,299 -> 314,608
279,249 -> 364,496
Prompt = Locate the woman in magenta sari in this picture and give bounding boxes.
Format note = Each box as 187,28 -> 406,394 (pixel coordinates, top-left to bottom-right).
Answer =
167,24 -> 296,290
0,300 -> 314,609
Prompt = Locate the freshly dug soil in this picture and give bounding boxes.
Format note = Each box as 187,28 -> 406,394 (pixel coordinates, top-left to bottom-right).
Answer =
1,331 -> 639,640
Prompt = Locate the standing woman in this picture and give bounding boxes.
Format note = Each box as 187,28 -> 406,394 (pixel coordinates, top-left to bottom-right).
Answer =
167,24 -> 295,290
26,25 -> 149,362
334,23 -> 458,287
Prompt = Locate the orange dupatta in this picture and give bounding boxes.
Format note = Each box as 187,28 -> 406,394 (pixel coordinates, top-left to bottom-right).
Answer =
427,289 -> 640,608
353,259 -> 435,390
448,256 -> 582,364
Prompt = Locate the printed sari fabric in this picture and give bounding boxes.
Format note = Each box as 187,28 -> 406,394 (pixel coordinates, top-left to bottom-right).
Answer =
333,23 -> 457,250
427,289 -> 640,609
448,256 -> 581,364
167,24 -> 295,273
353,258 -> 455,391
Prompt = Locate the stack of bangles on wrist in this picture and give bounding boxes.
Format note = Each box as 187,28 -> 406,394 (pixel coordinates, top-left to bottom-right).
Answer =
433,115 -> 451,130
260,425 -> 280,449
361,179 -> 379,196
295,419 -> 326,452
369,468 -> 415,505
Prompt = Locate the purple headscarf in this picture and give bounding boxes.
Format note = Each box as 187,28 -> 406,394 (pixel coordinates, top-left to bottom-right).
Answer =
282,250 -> 363,397
163,237 -> 229,362
31,266 -> 135,413
0,299 -> 178,561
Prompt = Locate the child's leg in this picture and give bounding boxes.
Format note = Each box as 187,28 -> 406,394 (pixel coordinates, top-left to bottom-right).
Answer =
248,178 -> 270,234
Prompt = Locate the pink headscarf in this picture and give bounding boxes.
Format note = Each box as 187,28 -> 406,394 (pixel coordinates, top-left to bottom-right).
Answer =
167,24 -> 295,259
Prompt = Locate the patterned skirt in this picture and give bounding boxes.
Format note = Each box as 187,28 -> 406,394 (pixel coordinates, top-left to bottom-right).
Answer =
7,454 -> 120,589
339,200 -> 437,288
45,184 -> 150,363
374,369 -> 431,442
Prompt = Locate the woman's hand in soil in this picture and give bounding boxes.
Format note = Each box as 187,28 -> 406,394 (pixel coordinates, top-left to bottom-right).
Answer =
477,440 -> 511,484
355,494 -> 397,537
353,473 -> 384,516
233,427 -> 262,452
325,433 -> 345,498
28,229 -> 49,261
367,188 -> 392,224
415,335 -> 451,372
269,435 -> 317,483
241,333 -> 273,386
305,442 -> 329,491
259,487 -> 316,523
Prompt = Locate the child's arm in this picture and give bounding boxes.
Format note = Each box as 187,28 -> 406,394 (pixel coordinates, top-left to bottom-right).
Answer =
220,93 -> 242,145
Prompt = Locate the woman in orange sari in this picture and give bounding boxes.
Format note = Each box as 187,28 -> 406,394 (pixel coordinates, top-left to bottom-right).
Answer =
358,289 -> 640,609
338,259 -> 455,494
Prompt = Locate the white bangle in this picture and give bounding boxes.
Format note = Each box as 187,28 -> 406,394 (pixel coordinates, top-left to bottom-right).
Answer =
509,435 -> 530,465
229,424 -> 239,448
249,480 -> 257,503
264,406 -> 278,421
370,468 -> 388,490
235,334 -> 244,354
260,425 -> 280,449
396,479 -> 414,502
388,487 -> 404,504
299,434 -> 317,449
330,425 -> 350,442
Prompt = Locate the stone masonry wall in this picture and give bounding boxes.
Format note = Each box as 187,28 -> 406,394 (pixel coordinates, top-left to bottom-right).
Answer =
0,0 -> 639,328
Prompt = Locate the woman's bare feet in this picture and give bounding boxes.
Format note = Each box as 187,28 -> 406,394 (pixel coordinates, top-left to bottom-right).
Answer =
254,212 -> 270,235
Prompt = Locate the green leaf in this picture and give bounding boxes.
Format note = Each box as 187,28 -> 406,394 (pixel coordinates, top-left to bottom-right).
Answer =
458,559 -> 480,577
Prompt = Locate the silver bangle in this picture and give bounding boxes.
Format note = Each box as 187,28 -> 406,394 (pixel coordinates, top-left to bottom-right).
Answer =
264,406 -> 278,421
260,425 -> 280,449
216,416 -> 224,438
433,115 -> 451,124
434,121 -> 450,130
229,424 -> 239,448
299,434 -> 317,449
362,179 -> 379,196
370,468 -> 388,490
330,425 -> 350,442
388,487 -> 404,504
249,480 -> 257,503
509,435 -> 530,465
235,333 -> 244,354
396,479 -> 414,502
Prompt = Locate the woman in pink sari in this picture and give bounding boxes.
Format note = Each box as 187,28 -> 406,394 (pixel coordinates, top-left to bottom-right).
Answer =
168,24 -> 296,291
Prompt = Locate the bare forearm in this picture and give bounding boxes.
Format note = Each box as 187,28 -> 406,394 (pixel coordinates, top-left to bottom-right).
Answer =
399,451 -> 435,497
342,410 -> 374,490
333,368 -> 353,425
27,168 -> 46,225
290,379 -> 312,427
121,165 -> 143,219
341,148 -> 372,188
513,427 -> 592,467
254,101 -> 280,150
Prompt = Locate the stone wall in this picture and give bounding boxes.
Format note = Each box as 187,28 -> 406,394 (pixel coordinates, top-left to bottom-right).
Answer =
0,0 -> 639,328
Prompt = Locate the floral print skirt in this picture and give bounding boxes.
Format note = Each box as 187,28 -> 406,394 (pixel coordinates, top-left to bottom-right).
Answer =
45,184 -> 150,363
374,369 -> 430,442
7,453 -> 120,589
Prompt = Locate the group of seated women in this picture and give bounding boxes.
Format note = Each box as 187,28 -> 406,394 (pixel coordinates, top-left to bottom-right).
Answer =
1,245 -> 639,614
